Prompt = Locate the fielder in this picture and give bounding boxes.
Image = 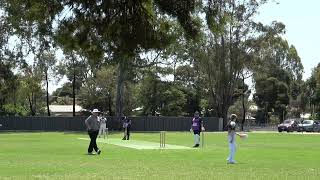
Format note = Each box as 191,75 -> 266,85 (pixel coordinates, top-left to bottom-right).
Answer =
190,111 -> 205,148
98,114 -> 107,138
227,114 -> 247,164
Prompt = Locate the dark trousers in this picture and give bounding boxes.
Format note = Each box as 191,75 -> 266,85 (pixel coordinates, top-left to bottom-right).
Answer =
88,130 -> 99,153
193,130 -> 201,135
123,127 -> 130,140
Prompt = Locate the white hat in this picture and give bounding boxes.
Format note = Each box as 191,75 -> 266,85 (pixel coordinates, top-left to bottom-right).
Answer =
92,109 -> 100,113
230,114 -> 237,120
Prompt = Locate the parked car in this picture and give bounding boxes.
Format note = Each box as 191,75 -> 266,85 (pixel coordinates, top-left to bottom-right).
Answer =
297,120 -> 320,132
278,119 -> 301,132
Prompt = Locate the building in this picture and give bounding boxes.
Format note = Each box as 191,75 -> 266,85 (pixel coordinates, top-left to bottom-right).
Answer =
49,105 -> 84,116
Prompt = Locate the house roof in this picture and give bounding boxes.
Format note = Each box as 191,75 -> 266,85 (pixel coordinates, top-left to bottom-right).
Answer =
49,105 -> 84,113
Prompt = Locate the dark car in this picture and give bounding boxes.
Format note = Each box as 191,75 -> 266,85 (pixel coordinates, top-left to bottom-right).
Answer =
297,120 -> 320,132
278,119 -> 301,132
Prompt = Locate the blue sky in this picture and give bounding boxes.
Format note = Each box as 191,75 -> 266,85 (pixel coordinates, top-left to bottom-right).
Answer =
255,0 -> 320,80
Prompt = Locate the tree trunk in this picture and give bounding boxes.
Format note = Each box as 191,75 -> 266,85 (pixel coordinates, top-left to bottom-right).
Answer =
28,91 -> 36,116
151,76 -> 158,116
264,104 -> 268,125
173,60 -> 177,82
220,105 -> 229,131
241,75 -> 245,131
33,92 -> 37,116
108,92 -> 112,116
215,88 -> 231,130
72,57 -> 76,117
241,96 -> 246,131
46,70 -> 51,116
116,62 -> 126,128
28,96 -> 35,116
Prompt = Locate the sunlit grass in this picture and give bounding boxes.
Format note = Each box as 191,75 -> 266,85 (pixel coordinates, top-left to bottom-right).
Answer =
0,132 -> 319,179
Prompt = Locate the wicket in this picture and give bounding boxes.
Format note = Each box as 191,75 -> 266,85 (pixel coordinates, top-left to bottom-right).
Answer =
160,131 -> 166,148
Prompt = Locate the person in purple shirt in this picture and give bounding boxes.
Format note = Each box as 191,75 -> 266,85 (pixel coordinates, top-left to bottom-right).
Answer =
190,111 -> 205,148
122,116 -> 132,140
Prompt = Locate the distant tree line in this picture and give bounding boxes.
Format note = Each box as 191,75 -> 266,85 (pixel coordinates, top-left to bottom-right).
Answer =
0,0 -> 319,128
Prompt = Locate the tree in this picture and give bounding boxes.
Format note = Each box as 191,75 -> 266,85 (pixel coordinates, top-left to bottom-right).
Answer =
0,61 -> 17,114
159,84 -> 187,116
38,51 -> 57,116
2,0 -> 201,123
194,0 -> 268,128
67,54 -> 85,117
306,63 -> 320,118
251,27 -> 304,122
96,66 -> 117,116
51,82 -> 74,105
18,66 -> 46,116
138,65 -> 200,116
231,72 -> 251,130
55,52 -> 93,116
253,76 -> 289,123
138,69 -> 162,116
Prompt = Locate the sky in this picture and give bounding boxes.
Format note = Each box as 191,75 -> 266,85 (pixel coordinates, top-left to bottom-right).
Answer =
49,0 -> 320,93
255,0 -> 320,80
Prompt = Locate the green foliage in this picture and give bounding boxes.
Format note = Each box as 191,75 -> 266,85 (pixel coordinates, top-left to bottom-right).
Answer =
1,0 -> 314,119
305,63 -> 320,116
138,74 -> 189,116
254,77 -> 289,122
52,82 -> 73,98
16,72 -> 46,116
251,27 -> 305,121
77,65 -> 117,114
228,97 -> 252,121
137,64 -> 203,116
0,59 -> 25,116
138,71 -> 161,116
1,103 -> 28,116
254,35 -> 303,82
0,61 -> 16,105
179,87 -> 201,116
1,0 -> 202,118
155,0 -> 200,38
194,0 -> 269,126
160,86 -> 187,116
309,113 -> 320,120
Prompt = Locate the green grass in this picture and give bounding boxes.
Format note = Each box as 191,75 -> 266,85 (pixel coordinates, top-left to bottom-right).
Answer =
1,132 -> 320,180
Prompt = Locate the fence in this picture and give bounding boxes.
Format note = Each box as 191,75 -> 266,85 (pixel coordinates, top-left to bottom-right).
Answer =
0,116 -> 222,132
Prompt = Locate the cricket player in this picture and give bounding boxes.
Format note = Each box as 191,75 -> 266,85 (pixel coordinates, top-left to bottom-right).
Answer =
227,114 -> 240,164
85,109 -> 101,155
122,116 -> 132,140
190,111 -> 205,148
98,114 -> 107,138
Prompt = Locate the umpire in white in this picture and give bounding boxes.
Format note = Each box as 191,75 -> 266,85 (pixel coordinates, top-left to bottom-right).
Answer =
98,114 -> 107,138
85,109 -> 101,155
